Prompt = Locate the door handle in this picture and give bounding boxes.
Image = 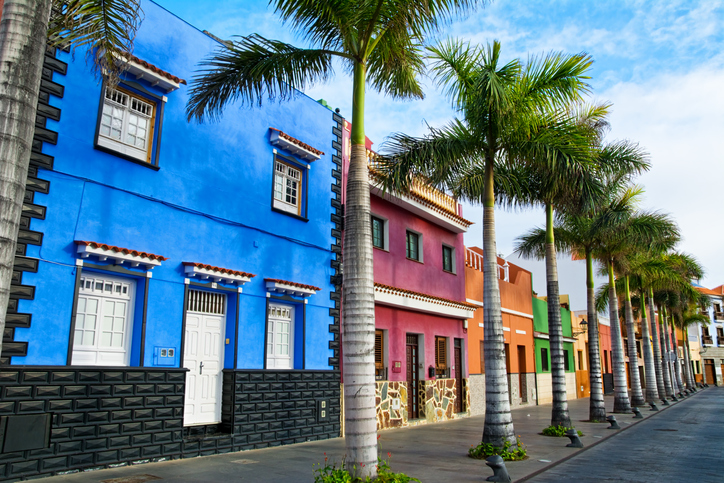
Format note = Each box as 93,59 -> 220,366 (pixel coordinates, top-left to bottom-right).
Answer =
200,361 -> 204,374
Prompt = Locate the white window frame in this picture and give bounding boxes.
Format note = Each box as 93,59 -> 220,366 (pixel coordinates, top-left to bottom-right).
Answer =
97,86 -> 155,163
371,213 -> 389,251
273,158 -> 303,215
72,273 -> 136,367
442,243 -> 456,274
406,229 -> 424,263
266,304 -> 295,369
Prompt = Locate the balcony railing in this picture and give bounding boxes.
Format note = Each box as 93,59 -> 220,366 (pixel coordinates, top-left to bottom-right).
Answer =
465,248 -> 510,282
702,335 -> 713,345
714,311 -> 724,321
367,151 -> 459,217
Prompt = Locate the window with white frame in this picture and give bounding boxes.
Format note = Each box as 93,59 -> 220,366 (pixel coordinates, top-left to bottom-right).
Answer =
72,274 -> 135,366
273,159 -> 303,215
406,230 -> 423,262
371,215 -> 388,250
266,304 -> 295,369
442,244 -> 455,273
97,86 -> 157,163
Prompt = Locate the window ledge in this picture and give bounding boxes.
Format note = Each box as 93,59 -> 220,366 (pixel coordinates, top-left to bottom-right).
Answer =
406,257 -> 424,264
373,246 -> 389,253
443,269 -> 457,275
95,144 -> 160,170
271,207 -> 308,222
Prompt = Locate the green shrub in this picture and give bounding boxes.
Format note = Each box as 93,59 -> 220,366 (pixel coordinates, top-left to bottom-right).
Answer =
468,438 -> 527,461
314,454 -> 419,483
541,425 -> 583,437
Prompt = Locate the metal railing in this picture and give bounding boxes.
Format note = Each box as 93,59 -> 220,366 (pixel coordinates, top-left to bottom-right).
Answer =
465,248 -> 510,282
702,335 -> 713,345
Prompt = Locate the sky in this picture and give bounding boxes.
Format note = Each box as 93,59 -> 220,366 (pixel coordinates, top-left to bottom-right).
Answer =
154,0 -> 724,310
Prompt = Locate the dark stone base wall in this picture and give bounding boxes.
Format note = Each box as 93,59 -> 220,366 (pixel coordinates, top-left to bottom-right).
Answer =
0,367 -> 186,481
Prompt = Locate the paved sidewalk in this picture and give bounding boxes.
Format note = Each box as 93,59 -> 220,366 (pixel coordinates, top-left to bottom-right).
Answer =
45,389 -> 711,483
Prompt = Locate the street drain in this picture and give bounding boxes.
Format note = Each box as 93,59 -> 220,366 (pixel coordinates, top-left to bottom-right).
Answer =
101,476 -> 162,483
232,459 -> 259,465
654,429 -> 678,431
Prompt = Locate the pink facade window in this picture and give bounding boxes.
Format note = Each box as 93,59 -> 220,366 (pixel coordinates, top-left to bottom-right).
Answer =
406,230 -> 420,261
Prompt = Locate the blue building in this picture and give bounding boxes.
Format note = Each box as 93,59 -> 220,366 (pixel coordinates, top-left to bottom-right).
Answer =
0,1 -> 342,478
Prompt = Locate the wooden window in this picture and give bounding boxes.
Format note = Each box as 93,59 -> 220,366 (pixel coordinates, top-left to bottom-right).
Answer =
479,340 -> 485,374
603,349 -> 608,373
273,159 -> 302,215
703,326 -> 710,336
374,330 -> 386,380
97,86 -> 156,163
442,245 -> 453,273
636,340 -> 641,358
371,216 -> 385,249
578,350 -> 583,370
541,347 -> 549,372
435,336 -> 447,376
563,349 -> 570,371
187,290 -> 225,315
406,231 -> 420,261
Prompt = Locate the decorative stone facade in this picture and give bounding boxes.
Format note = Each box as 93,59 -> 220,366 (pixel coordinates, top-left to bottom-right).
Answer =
375,379 -> 469,430
468,373 -> 536,415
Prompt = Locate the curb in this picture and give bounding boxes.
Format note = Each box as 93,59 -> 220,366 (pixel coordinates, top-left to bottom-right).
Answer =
514,389 -> 703,482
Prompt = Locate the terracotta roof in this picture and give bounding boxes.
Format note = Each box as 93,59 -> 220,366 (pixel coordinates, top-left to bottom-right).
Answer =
695,286 -> 720,296
269,128 -> 325,156
374,282 -> 478,310
368,168 -> 473,227
711,284 -> 724,295
123,53 -> 186,85
265,278 -> 321,292
183,262 -> 256,279
75,241 -> 168,261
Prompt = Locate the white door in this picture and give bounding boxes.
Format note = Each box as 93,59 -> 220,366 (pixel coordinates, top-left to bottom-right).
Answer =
266,304 -> 294,369
72,274 -> 135,366
184,290 -> 226,426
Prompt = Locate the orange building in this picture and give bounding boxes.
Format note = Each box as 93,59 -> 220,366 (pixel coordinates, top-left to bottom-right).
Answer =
465,247 -> 536,412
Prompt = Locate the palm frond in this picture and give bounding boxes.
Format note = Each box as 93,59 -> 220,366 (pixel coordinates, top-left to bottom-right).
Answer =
187,34 -> 338,121
49,0 -> 144,84
366,33 -> 425,99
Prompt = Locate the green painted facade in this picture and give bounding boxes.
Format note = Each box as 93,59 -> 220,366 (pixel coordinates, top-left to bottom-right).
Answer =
532,297 -> 575,374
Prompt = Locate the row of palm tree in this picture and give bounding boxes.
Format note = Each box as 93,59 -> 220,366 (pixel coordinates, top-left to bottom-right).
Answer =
0,2 -> 708,476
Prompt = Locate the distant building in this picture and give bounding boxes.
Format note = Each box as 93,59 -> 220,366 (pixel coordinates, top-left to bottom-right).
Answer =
694,284 -> 724,385
533,295 -> 577,404
572,310 -> 613,397
464,250 -> 536,413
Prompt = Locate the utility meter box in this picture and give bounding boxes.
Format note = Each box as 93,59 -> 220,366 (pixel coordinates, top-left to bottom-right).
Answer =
153,346 -> 177,366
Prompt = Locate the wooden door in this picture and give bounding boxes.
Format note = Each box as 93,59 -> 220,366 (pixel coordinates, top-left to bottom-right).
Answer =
517,345 -> 527,403
705,360 -> 716,386
406,334 -> 419,419
184,290 -> 226,426
454,339 -> 463,413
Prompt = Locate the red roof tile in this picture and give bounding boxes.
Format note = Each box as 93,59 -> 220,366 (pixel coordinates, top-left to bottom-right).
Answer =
269,128 -> 325,156
265,278 -> 321,292
710,284 -> 724,295
374,282 -> 478,310
695,286 -> 720,296
124,53 -> 186,85
75,240 -> 168,261
183,262 -> 255,279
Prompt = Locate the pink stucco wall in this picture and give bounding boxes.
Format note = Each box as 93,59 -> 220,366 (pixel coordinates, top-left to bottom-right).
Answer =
370,196 -> 466,301
376,305 -> 468,381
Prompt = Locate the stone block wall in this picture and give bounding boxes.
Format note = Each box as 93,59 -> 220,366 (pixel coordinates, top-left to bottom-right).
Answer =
375,381 -> 408,429
420,378 -> 469,423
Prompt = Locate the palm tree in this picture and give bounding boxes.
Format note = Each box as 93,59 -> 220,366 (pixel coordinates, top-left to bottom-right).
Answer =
516,139 -> 649,423
379,41 -> 593,446
185,2 -> 478,475
0,0 -> 142,356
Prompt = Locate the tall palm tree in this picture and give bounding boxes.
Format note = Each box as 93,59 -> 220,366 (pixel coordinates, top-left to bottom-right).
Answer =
185,2 -> 477,475
379,41 -> 593,446
0,0 -> 142,356
516,140 -> 649,423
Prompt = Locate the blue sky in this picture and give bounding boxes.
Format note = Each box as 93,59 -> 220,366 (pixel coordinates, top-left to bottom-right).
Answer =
154,0 -> 724,309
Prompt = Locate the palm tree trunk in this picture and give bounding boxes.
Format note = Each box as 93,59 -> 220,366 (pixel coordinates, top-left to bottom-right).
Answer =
670,319 -> 684,393
586,250 -> 605,421
607,260 -> 631,413
545,204 -> 570,427
622,276 -> 645,407
0,0 -> 54,357
341,60 -> 377,479
659,307 -> 674,397
482,156 -> 516,447
639,291 -> 658,403
683,328 -> 695,389
648,291 -> 666,400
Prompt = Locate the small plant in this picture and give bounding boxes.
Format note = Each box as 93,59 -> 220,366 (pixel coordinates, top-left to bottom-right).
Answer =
541,425 -> 583,437
314,452 -> 420,483
468,438 -> 527,461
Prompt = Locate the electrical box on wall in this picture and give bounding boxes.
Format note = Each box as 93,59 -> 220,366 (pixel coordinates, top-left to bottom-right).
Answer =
392,361 -> 402,373
153,346 -> 176,366
316,399 -> 330,423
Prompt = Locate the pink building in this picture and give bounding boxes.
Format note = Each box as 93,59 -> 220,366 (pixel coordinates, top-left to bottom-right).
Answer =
341,123 -> 476,429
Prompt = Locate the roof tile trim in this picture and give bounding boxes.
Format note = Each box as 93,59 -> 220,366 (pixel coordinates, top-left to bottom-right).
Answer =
269,128 -> 325,156
75,240 -> 168,261
374,282 -> 478,310
123,52 -> 187,85
183,262 -> 256,279
265,278 -> 321,292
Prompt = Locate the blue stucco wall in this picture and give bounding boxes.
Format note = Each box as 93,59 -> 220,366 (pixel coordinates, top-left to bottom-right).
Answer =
13,0 -> 335,370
